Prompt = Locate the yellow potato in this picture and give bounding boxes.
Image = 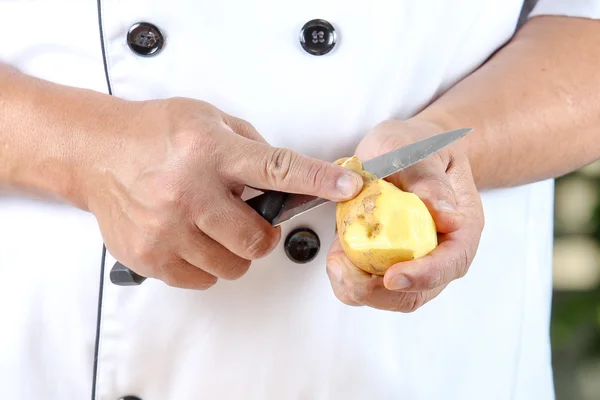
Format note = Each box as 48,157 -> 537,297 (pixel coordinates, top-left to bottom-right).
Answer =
334,156 -> 438,275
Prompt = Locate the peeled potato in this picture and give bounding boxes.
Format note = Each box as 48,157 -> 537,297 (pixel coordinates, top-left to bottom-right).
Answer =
334,156 -> 438,275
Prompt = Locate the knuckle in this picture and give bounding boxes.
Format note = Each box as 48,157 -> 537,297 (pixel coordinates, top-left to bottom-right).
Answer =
336,292 -> 362,307
419,174 -> 452,194
160,271 -> 185,288
376,131 -> 404,155
447,154 -> 467,177
243,227 -> 277,259
433,149 -> 449,167
195,127 -> 220,161
306,162 -> 330,191
147,216 -> 172,242
447,150 -> 469,172
346,281 -> 375,304
218,258 -> 251,280
197,119 -> 221,141
410,175 -> 454,204
174,127 -> 220,163
130,238 -> 160,268
374,119 -> 397,131
413,267 -> 444,290
171,127 -> 196,148
192,198 -> 211,221
160,97 -> 187,118
165,96 -> 191,108
235,118 -> 259,137
263,148 -> 294,186
160,266 -> 218,290
371,120 -> 400,141
435,177 -> 455,196
393,292 -> 425,313
154,256 -> 177,283
198,275 -> 219,290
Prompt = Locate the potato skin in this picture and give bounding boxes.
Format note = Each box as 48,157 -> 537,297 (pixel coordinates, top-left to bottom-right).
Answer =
335,156 -> 437,275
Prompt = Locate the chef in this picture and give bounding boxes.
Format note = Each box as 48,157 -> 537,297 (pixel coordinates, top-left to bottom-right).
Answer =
1,0 -> 599,399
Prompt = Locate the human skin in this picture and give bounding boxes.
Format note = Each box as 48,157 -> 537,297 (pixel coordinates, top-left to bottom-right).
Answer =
325,15 -> 600,312
0,69 -> 364,289
0,16 -> 598,302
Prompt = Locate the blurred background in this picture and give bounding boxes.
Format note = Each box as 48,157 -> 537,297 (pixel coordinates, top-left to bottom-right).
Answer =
551,162 -> 600,400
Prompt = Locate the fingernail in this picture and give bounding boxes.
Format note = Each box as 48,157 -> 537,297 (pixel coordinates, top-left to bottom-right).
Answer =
336,174 -> 361,198
436,200 -> 456,213
329,263 -> 343,283
388,274 -> 411,290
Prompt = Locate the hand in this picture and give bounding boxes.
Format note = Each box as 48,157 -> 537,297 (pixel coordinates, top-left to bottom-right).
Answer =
325,119 -> 484,312
84,97 -> 364,289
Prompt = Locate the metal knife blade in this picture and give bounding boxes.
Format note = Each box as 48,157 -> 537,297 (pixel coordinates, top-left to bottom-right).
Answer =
108,127 -> 472,286
269,127 -> 472,226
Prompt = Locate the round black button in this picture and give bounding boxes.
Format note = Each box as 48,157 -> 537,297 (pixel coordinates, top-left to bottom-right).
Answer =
127,22 -> 164,56
284,228 -> 320,263
118,396 -> 142,400
299,19 -> 337,56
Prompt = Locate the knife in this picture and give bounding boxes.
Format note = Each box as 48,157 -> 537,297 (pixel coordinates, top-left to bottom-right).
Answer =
109,127 -> 472,286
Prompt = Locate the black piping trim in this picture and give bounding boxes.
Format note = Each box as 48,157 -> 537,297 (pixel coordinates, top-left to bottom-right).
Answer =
91,245 -> 106,400
97,0 -> 113,97
93,0 -> 113,398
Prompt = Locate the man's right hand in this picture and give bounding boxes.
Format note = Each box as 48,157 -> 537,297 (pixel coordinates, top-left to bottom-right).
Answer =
83,98 -> 363,289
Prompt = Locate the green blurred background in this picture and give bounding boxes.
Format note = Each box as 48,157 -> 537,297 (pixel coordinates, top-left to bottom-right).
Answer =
551,162 -> 600,400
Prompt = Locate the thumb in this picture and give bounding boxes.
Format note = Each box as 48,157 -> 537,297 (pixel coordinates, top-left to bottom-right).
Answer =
226,138 -> 364,202
390,159 -> 464,234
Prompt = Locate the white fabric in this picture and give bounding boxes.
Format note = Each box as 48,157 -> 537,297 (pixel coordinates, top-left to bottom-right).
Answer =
0,1 -> 597,399
530,0 -> 600,19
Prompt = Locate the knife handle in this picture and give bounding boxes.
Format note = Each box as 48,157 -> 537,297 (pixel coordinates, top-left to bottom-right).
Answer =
245,190 -> 289,224
109,190 -> 288,286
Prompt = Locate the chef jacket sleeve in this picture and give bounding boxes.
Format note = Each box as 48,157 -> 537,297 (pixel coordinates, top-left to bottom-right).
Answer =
528,0 -> 600,19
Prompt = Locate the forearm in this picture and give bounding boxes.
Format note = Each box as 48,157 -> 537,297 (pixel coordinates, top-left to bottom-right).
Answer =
0,64 -> 131,208
416,15 -> 600,189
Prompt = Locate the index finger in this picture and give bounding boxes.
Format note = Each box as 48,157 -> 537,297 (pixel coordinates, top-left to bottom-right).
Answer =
222,136 -> 364,202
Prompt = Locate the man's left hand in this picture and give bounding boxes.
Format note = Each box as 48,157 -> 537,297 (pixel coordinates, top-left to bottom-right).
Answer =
326,119 -> 485,312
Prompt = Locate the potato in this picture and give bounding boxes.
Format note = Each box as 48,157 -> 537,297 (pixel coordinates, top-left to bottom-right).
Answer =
334,156 -> 438,275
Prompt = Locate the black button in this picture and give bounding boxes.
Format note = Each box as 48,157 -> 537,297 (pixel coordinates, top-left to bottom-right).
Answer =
299,19 -> 337,56
284,228 -> 320,263
127,22 -> 164,56
118,396 -> 141,400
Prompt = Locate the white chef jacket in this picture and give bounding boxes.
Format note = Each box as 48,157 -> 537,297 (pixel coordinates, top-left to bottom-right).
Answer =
0,1 -> 599,399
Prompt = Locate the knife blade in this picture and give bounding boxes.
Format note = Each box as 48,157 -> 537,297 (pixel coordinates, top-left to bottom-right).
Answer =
109,127 -> 472,286
247,127 -> 472,226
